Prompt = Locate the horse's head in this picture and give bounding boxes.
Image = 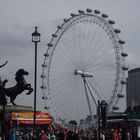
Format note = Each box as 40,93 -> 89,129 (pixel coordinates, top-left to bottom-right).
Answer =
15,69 -> 29,76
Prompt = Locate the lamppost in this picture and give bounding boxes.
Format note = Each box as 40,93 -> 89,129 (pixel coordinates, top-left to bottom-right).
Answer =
97,100 -> 101,140
1,103 -> 5,140
101,100 -> 108,139
31,27 -> 41,134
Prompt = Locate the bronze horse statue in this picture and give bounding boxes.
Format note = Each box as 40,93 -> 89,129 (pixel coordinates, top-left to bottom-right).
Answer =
2,69 -> 33,105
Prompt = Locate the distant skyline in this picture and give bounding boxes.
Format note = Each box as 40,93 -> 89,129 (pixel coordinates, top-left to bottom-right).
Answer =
0,0 -> 140,117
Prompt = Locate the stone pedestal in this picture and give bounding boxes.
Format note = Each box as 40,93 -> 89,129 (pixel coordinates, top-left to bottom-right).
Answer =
0,105 -> 32,112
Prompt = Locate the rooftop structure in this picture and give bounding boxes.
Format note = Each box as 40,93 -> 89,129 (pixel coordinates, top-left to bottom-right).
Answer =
126,68 -> 140,108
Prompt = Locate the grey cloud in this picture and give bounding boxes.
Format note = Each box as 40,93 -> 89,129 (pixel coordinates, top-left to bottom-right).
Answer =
0,0 -> 140,121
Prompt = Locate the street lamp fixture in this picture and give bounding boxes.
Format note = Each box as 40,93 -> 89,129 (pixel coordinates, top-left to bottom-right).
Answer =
31,26 -> 41,134
32,27 -> 41,43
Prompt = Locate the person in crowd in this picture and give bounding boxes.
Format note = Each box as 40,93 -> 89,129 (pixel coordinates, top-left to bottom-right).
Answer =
57,129 -> 65,140
72,130 -> 80,140
32,130 -> 39,140
131,129 -> 137,140
121,129 -> 127,140
10,130 -> 16,140
126,131 -> 131,140
113,129 -> 119,140
50,130 -> 56,140
66,130 -> 73,140
40,130 -> 47,140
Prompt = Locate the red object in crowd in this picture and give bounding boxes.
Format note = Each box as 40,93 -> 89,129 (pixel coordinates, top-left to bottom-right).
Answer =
113,129 -> 119,140
40,131 -> 47,140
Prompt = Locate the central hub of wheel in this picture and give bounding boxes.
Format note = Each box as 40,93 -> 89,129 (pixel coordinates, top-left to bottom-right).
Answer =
74,70 -> 93,77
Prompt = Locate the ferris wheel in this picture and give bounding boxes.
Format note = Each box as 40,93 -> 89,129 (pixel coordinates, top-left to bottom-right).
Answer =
41,9 -> 128,123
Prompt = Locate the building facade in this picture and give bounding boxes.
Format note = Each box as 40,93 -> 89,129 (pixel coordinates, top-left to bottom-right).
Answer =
126,68 -> 140,107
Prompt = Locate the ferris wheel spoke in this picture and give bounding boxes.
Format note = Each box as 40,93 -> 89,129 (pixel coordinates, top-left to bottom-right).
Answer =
84,25 -> 98,59
90,28 -> 108,55
93,72 -> 115,80
88,62 -> 116,73
85,28 -> 112,56
86,78 -> 104,101
85,50 -> 116,71
94,77 -> 113,92
87,55 -> 115,68
54,45 -> 75,67
49,78 -> 76,97
86,41 -> 114,67
88,76 -> 112,98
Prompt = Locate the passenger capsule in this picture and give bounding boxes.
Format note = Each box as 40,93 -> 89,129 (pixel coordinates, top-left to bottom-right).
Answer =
40,86 -> 47,89
122,66 -> 129,70
42,96 -> 48,100
40,75 -> 46,78
121,52 -> 128,57
112,106 -> 119,110
78,10 -> 85,14
42,64 -> 47,67
64,19 -> 68,22
57,25 -> 61,29
44,53 -> 49,57
102,14 -> 108,18
52,34 -> 57,38
47,43 -> 53,47
114,29 -> 121,33
44,106 -> 50,110
118,40 -> 125,44
121,80 -> 127,84
108,20 -> 115,24
86,8 -> 92,13
71,13 -> 76,17
117,94 -> 124,98
94,10 -> 100,14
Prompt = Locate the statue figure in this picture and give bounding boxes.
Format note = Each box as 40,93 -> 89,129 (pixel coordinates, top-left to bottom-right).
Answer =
0,61 -> 8,68
0,78 -> 8,105
0,60 -> 8,105
2,69 -> 33,105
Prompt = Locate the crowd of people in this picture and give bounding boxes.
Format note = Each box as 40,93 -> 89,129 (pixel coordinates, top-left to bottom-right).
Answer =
10,124 -> 138,140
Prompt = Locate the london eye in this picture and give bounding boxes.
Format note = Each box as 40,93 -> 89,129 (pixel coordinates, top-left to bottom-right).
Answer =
41,9 -> 128,123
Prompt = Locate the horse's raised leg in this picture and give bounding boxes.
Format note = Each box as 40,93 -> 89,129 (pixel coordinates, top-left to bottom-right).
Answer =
26,88 -> 33,95
26,84 -> 33,95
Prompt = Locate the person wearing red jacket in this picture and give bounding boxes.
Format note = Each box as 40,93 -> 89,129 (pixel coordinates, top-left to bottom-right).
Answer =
113,129 -> 119,140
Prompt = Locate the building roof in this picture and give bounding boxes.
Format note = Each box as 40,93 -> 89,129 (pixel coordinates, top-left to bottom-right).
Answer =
128,67 -> 140,74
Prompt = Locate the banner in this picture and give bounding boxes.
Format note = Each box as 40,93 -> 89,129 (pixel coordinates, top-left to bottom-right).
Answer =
19,120 -> 52,124
12,112 -> 52,124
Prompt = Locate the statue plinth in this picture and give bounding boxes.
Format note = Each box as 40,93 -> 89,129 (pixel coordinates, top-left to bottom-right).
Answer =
0,105 -> 32,112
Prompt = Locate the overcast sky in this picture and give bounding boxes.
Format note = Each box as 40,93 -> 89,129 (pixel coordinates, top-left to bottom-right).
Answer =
0,0 -> 140,120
